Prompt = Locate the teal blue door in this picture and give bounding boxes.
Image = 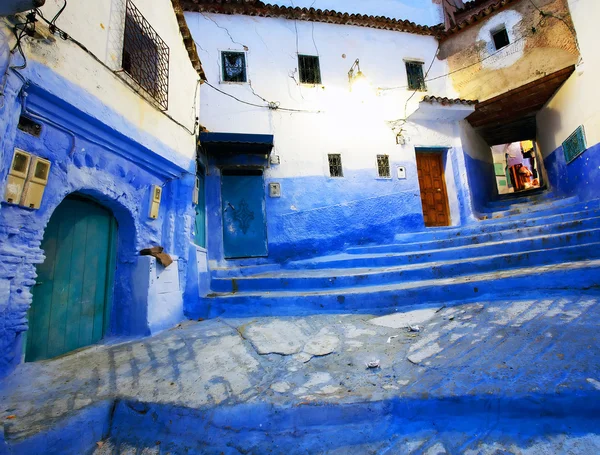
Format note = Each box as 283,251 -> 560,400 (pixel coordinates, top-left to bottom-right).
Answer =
194,172 -> 206,248
26,196 -> 117,362
221,171 -> 268,258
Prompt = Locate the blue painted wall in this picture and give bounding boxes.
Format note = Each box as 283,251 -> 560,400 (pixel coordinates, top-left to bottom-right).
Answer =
0,59 -> 198,376
204,145 -> 474,266
463,153 -> 498,214
544,141 -> 600,202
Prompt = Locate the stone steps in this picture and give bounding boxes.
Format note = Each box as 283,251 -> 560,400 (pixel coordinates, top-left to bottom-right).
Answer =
210,241 -> 600,293
197,198 -> 600,317
198,259 -> 600,317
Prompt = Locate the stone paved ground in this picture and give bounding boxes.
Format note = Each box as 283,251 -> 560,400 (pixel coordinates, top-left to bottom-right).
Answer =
2,291 -> 600,454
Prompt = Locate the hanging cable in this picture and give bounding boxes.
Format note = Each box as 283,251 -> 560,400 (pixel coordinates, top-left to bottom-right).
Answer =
204,81 -> 322,114
31,7 -> 199,135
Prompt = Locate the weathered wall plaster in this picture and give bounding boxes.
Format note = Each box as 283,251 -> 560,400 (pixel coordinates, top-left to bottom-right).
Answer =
0,0 -> 201,376
439,0 -> 579,102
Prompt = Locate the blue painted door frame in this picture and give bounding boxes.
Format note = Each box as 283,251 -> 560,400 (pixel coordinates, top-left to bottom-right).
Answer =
26,195 -> 117,361
221,170 -> 268,259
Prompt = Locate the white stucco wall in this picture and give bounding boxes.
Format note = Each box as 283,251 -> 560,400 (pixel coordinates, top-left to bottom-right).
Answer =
6,0 -> 200,161
187,11 -> 455,179
537,0 -> 600,156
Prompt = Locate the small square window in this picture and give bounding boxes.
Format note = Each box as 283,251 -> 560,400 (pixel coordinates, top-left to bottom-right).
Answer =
222,51 -> 247,83
328,154 -> 343,177
377,155 -> 391,178
298,55 -> 322,84
492,26 -> 510,50
405,61 -> 426,91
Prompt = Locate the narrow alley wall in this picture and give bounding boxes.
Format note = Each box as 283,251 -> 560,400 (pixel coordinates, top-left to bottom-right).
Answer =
537,0 -> 600,201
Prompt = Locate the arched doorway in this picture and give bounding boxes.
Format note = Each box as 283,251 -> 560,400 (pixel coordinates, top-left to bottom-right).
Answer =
26,194 -> 118,361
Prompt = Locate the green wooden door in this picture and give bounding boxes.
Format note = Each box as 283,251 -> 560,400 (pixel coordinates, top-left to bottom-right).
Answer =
26,196 -> 117,362
194,172 -> 206,248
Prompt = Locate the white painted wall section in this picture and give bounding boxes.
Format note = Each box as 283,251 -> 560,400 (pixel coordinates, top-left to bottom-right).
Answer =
537,0 -> 600,156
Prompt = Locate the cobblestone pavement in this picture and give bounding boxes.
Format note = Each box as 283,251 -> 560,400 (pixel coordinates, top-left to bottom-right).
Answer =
2,292 -> 600,454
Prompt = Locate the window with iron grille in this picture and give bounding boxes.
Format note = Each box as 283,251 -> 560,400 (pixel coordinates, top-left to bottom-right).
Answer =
222,51 -> 247,83
122,0 -> 170,110
492,26 -> 510,51
405,61 -> 426,91
377,155 -> 391,178
328,154 -> 343,177
299,55 -> 321,84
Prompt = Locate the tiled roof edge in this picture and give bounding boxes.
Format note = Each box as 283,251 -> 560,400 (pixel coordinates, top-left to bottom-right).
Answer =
440,0 -> 523,39
180,0 -> 442,36
172,0 -> 207,81
422,95 -> 479,106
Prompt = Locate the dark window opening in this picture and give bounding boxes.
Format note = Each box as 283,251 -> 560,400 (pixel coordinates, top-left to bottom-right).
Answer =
299,55 -> 321,84
405,61 -> 426,91
492,26 -> 510,50
222,51 -> 247,83
328,154 -> 343,177
18,116 -> 42,137
377,155 -> 391,178
122,0 -> 170,110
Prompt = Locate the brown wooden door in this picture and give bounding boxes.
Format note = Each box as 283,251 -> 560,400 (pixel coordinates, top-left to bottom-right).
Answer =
416,152 -> 450,227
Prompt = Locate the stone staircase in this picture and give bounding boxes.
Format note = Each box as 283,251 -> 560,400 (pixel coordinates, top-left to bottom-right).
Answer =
193,196 -> 600,318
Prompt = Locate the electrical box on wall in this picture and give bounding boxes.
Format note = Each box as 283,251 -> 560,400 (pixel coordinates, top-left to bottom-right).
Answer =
21,156 -> 51,210
270,155 -> 280,165
397,166 -> 406,179
149,185 -> 162,219
4,149 -> 31,205
269,182 -> 281,198
192,177 -> 200,205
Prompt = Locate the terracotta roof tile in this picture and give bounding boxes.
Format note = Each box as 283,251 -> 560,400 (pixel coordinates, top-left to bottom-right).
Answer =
172,0 -> 207,81
440,0 -> 523,39
180,0 -> 441,36
422,95 -> 479,105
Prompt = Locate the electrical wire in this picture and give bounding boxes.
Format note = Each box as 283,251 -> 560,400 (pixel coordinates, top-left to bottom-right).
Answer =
32,8 -> 199,135
204,80 -> 322,113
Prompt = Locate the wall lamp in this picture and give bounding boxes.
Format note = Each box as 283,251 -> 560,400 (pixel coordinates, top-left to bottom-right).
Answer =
348,58 -> 371,96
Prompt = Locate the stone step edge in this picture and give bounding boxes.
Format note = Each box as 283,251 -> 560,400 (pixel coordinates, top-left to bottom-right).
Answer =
211,240 -> 600,282
207,258 -> 600,298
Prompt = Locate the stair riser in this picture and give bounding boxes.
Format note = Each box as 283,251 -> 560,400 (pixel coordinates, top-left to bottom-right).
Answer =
485,192 -> 558,209
198,267 -> 600,318
349,217 -> 600,255
481,196 -> 579,218
394,204 -> 600,243
292,231 -> 600,270
211,244 -> 600,293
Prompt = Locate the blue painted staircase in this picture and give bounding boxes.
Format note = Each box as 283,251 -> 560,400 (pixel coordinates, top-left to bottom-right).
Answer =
195,196 -> 600,318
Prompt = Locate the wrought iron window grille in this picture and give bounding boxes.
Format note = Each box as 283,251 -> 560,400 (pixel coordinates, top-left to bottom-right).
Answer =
328,154 -> 343,177
221,51 -> 247,83
119,0 -> 170,110
405,61 -> 426,92
299,55 -> 322,84
377,155 -> 391,178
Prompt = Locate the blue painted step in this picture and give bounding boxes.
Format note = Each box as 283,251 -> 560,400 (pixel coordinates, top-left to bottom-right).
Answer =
198,260 -> 600,318
211,241 -> 600,293
484,191 -> 558,209
348,215 -> 600,255
480,196 -> 580,219
394,200 -> 600,243
287,228 -> 600,270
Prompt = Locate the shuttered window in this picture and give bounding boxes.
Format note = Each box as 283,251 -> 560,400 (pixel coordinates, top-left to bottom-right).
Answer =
299,55 -> 322,84
405,61 -> 426,91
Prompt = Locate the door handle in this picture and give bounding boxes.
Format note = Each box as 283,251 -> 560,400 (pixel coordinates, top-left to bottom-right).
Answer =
228,202 -> 236,211
436,189 -> 442,192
